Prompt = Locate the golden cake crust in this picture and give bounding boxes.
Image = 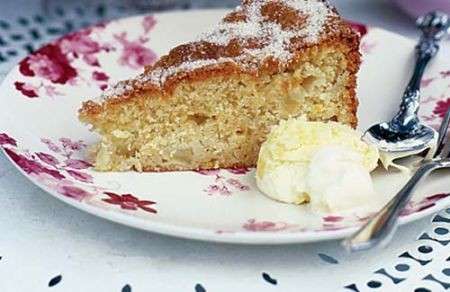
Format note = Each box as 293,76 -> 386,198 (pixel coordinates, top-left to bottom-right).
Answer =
79,0 -> 360,122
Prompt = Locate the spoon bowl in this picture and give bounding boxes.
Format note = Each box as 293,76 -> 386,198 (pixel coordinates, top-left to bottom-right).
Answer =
363,122 -> 437,153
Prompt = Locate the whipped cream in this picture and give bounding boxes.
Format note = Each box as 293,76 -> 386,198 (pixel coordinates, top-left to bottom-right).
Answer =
256,118 -> 384,215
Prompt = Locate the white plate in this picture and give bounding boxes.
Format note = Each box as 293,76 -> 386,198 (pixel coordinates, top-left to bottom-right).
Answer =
1,10 -> 450,244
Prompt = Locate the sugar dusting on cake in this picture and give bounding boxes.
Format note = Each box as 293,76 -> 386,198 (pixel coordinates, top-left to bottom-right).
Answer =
98,80 -> 135,102
101,0 -> 335,100
201,0 -> 331,47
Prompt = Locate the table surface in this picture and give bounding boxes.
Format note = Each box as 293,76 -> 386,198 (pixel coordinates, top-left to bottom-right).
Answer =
1,1 -> 450,291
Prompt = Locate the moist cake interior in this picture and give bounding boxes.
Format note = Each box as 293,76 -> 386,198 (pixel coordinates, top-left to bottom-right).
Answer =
79,0 -> 360,172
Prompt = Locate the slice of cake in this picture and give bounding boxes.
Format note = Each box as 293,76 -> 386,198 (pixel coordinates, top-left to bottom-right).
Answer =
79,0 -> 361,172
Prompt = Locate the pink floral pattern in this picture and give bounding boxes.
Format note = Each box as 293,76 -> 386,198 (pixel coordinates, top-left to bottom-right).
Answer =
421,78 -> 435,88
57,183 -> 91,201
44,85 -> 62,97
243,219 -> 297,232
401,193 -> 450,216
67,169 -> 93,183
198,169 -> 251,196
41,138 -> 61,152
5,137 -> 92,183
92,71 -> 109,81
0,133 -> 157,212
142,15 -> 157,34
15,17 -> 158,98
14,82 -> 38,98
433,97 -> 450,118
103,192 -> 157,214
65,159 -> 92,169
5,148 -> 65,180
440,70 -> 450,78
204,184 -> 232,196
59,29 -> 112,67
14,82 -> 65,98
37,137 -> 93,183
226,167 -> 251,175
348,21 -> 368,37
59,137 -> 85,151
114,32 -> 157,69
91,71 -> 110,90
36,152 -> 59,166
19,44 -> 77,84
347,21 -> 376,57
0,133 -> 17,146
323,215 -> 344,223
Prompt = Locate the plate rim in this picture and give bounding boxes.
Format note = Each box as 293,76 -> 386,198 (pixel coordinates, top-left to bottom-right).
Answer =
1,9 -> 449,245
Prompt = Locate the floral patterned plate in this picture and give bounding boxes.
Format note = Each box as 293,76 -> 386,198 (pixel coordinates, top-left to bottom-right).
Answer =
1,10 -> 450,244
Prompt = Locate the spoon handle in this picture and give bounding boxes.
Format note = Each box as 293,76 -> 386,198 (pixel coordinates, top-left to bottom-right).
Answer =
391,11 -> 450,132
343,161 -> 440,252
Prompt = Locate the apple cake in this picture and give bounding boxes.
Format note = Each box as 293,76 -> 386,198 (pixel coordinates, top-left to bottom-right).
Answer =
79,0 -> 361,172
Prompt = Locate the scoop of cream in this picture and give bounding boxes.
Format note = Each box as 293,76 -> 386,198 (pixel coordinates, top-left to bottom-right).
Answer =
256,118 -> 383,214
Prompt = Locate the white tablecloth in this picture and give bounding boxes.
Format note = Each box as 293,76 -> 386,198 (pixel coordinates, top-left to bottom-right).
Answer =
0,1 -> 449,291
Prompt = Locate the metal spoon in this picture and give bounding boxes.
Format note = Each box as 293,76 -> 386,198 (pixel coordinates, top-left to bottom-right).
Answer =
363,11 -> 450,153
343,108 -> 450,252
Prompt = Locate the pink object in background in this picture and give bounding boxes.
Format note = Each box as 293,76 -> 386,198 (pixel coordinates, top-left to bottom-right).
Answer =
392,0 -> 450,18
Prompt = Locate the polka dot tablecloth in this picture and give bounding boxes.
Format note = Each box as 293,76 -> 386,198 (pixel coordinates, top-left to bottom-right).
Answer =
0,1 -> 449,291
